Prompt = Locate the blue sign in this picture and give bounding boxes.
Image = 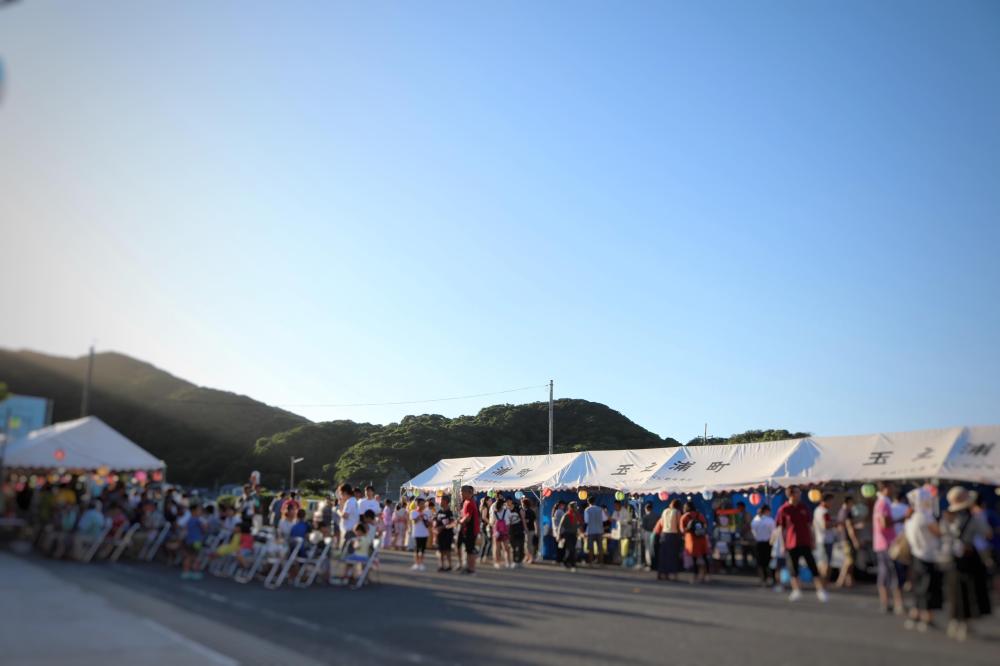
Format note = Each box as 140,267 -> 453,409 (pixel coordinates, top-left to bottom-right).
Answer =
0,395 -> 52,441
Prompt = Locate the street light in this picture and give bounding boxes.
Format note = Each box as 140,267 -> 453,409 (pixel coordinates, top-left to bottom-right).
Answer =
289,456 -> 305,490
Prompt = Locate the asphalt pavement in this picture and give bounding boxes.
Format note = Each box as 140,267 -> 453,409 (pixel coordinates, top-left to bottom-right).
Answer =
3,549 -> 998,666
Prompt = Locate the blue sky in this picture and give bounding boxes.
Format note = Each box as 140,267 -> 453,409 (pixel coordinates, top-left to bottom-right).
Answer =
2,2 -> 998,442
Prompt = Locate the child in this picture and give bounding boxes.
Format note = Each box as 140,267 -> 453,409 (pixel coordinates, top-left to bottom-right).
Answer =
434,495 -> 455,572
771,523 -> 787,592
339,523 -> 374,585
289,509 -> 310,541
181,504 -> 206,580
410,497 -> 431,571
216,520 -> 255,569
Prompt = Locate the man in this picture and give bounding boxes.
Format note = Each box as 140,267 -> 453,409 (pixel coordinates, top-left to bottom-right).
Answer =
640,502 -> 658,571
735,501 -> 755,569
338,483 -> 360,539
521,497 -> 538,564
359,486 -> 381,524
813,493 -> 837,581
774,486 -> 828,602
551,500 -> 567,564
456,485 -> 480,574
269,492 -> 287,527
434,495 -> 455,572
835,496 -> 861,588
610,500 -> 631,566
583,497 -> 605,566
751,504 -> 776,586
873,482 -> 905,614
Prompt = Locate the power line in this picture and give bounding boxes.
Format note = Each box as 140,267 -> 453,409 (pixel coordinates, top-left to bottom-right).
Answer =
153,383 -> 550,409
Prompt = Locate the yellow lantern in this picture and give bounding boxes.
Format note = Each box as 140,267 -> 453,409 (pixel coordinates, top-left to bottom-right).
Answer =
578,489 -> 588,501
807,488 -> 823,503
97,466 -> 110,477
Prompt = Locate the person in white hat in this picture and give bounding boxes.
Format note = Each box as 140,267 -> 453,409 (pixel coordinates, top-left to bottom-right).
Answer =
942,486 -> 992,641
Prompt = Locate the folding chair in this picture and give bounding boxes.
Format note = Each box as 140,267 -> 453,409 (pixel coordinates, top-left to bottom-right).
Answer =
234,541 -> 271,584
195,529 -> 231,572
264,538 -> 303,590
109,523 -> 141,562
95,523 -> 128,560
76,523 -> 114,563
293,537 -> 333,588
353,537 -> 382,589
140,524 -> 171,561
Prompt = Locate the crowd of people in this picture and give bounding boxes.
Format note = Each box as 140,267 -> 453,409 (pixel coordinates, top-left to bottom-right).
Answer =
5,472 -> 997,639
628,482 -> 996,641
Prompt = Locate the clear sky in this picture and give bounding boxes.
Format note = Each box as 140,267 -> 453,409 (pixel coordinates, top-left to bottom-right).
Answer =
2,2 -> 998,442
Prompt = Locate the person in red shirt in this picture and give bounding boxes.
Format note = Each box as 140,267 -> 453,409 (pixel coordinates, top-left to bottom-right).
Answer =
456,485 -> 480,574
774,486 -> 828,602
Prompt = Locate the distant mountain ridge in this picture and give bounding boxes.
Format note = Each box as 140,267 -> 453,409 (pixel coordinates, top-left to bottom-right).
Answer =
1,348 -> 808,489
0,349 -> 309,484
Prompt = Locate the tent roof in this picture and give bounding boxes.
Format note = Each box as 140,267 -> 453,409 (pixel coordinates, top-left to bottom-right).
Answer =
401,456 -> 504,491
402,425 -> 1000,493
2,416 -> 164,471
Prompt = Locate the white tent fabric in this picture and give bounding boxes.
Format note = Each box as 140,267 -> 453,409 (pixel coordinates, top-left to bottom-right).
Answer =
403,425 -> 1000,494
2,417 -> 164,471
634,440 -> 805,494
467,453 -> 581,491
939,426 -> 1000,483
401,456 -> 504,492
547,448 -> 672,492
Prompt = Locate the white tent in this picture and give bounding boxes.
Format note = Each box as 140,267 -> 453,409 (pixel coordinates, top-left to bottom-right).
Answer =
403,425 -> 1000,494
2,417 -> 164,472
466,453 -> 581,491
401,455 -> 504,492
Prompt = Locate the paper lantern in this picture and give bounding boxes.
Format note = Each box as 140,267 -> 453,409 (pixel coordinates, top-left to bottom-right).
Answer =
135,470 -> 148,483
487,490 -> 496,498
250,470 -> 261,485
514,491 -> 524,500
657,491 -> 669,501
702,490 -> 714,501
14,482 -> 25,493
807,488 -> 822,503
861,483 -> 877,499
749,492 -> 762,506
53,448 -> 66,462
578,489 -> 588,501
614,491 -> 625,501
97,466 -> 110,477
542,488 -> 553,498
47,473 -> 60,484
151,470 -> 163,482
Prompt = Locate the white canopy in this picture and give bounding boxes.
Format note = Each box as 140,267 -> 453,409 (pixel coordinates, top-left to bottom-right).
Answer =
403,424 -> 1000,494
400,455 -> 504,492
2,417 -> 165,472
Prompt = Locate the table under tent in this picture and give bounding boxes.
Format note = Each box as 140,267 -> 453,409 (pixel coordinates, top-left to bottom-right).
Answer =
402,425 -> 1000,563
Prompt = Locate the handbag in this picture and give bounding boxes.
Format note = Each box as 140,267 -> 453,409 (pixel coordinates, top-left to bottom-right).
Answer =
888,532 -> 911,565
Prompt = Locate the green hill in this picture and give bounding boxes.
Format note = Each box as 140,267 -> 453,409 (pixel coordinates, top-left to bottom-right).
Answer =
0,349 -> 309,485
253,399 -> 679,489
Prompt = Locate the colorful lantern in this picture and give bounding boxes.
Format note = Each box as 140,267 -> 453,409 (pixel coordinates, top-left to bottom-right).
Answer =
702,490 -> 714,501
657,491 -> 669,501
135,470 -> 148,483
151,470 -> 163,482
749,492 -> 762,506
53,448 -> 66,462
514,491 -> 525,500
97,466 -> 110,477
614,491 -> 625,501
861,483 -> 877,499
250,470 -> 261,485
542,488 -> 553,498
807,488 -> 823,503
578,489 -> 588,501
487,490 -> 496,498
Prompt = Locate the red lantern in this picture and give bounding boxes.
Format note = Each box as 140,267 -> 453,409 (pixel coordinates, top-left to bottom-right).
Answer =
657,491 -> 669,501
151,470 -> 163,482
542,488 -> 553,498
749,492 -> 763,506
53,448 -> 66,462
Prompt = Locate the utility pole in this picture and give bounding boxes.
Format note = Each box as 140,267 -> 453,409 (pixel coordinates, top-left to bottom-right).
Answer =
289,456 -> 304,490
80,345 -> 95,417
548,380 -> 554,455
704,423 -> 708,446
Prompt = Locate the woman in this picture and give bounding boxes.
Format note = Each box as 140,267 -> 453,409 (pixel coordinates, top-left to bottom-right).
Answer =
277,504 -> 296,542
679,501 -> 711,584
491,497 -> 513,569
558,501 -> 581,571
479,497 -> 494,560
904,487 -> 943,632
656,499 -> 683,581
392,502 -> 408,550
506,497 -> 527,567
943,486 -> 993,641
